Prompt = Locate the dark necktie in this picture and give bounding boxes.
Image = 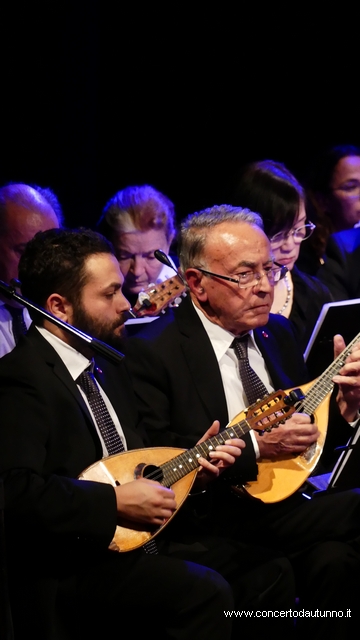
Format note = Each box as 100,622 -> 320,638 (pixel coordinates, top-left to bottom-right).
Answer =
232,335 -> 268,405
5,305 -> 28,345
76,368 -> 158,554
76,370 -> 125,455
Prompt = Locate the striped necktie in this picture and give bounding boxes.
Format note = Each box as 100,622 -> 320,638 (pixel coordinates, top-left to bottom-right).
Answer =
76,367 -> 158,554
77,369 -> 125,455
232,335 -> 268,405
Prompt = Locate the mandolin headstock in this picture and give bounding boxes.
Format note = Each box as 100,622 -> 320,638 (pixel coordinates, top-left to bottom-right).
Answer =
132,275 -> 187,317
244,388 -> 304,435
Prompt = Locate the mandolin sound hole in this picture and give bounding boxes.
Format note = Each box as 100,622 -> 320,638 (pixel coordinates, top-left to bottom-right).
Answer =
134,463 -> 164,484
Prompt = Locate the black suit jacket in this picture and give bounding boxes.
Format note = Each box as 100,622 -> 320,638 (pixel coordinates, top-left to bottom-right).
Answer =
125,296 -> 352,477
318,228 -> 360,301
0,326 -> 145,632
289,266 -> 333,353
125,296 -> 311,481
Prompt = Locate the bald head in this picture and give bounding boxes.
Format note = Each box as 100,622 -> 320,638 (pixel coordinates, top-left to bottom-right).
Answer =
0,184 -> 61,290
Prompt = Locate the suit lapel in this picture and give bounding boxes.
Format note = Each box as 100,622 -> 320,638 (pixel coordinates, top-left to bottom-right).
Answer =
175,298 -> 229,425
254,320 -> 301,390
22,327 -> 143,455
175,302 -> 304,421
27,327 -> 104,455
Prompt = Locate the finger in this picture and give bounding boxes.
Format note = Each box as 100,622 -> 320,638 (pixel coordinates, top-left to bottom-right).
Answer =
210,447 -> 242,469
336,361 -> 360,377
339,351 -> 360,366
340,343 -> 360,368
212,445 -> 242,459
289,424 -> 319,436
153,510 -> 174,525
281,418 -> 314,431
154,498 -> 177,517
333,373 -> 360,386
210,450 -> 237,464
282,430 -> 319,445
158,488 -> 176,502
221,438 -> 245,449
160,505 -> 177,518
334,334 -> 346,360
286,424 -> 320,438
346,344 -> 360,362
140,477 -> 163,487
291,432 -> 320,446
196,420 -> 220,444
285,412 -> 312,424
198,457 -> 221,476
145,481 -> 174,495
152,503 -> 177,522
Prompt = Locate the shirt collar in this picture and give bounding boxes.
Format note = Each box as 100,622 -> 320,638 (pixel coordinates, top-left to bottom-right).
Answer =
192,301 -> 259,362
36,326 -> 92,381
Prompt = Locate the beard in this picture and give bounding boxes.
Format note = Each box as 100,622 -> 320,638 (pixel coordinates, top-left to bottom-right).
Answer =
71,304 -> 129,351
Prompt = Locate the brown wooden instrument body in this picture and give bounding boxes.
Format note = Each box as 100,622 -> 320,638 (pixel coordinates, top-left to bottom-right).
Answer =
237,380 -> 331,503
79,392 -> 294,552
238,331 -> 360,502
79,330 -> 360,548
79,447 -> 197,552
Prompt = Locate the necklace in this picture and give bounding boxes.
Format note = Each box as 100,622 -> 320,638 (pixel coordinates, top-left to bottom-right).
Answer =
277,273 -> 291,315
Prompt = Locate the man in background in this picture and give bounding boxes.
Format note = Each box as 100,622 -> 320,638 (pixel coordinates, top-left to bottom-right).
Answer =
0,183 -> 62,356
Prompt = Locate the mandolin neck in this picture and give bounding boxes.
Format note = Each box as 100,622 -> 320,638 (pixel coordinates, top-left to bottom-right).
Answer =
159,420 -> 251,487
300,331 -> 360,415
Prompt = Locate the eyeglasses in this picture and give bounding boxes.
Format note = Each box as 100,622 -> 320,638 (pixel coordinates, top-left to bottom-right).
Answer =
195,263 -> 288,289
269,222 -> 316,248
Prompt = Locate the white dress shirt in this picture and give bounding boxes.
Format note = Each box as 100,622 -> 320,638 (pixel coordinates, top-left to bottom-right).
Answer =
193,303 -> 275,457
37,326 -> 127,455
0,301 -> 32,357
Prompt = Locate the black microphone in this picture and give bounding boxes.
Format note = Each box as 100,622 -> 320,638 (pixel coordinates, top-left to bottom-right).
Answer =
154,250 -> 187,286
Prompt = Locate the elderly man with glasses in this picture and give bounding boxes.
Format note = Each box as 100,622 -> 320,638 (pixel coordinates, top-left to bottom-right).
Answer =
125,204 -> 360,637
125,203 -> 360,471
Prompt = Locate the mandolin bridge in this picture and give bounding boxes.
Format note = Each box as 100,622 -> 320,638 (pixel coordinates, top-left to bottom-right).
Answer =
301,442 -> 317,463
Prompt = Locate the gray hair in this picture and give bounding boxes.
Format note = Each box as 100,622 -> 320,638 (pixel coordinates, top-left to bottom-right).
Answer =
97,184 -> 175,242
0,183 -> 64,230
179,204 -> 263,271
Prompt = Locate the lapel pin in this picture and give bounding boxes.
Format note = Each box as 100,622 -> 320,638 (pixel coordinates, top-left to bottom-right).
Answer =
261,331 -> 269,338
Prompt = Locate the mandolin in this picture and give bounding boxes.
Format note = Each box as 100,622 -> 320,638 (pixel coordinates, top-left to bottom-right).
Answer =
132,275 -> 186,317
238,331 -> 360,503
79,389 -> 300,552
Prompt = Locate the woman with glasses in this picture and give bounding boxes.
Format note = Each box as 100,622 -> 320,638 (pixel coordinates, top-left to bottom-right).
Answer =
301,144 -> 360,274
233,159 -> 332,352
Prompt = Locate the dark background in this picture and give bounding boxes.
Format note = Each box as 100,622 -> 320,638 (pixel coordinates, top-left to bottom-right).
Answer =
2,3 -> 358,230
